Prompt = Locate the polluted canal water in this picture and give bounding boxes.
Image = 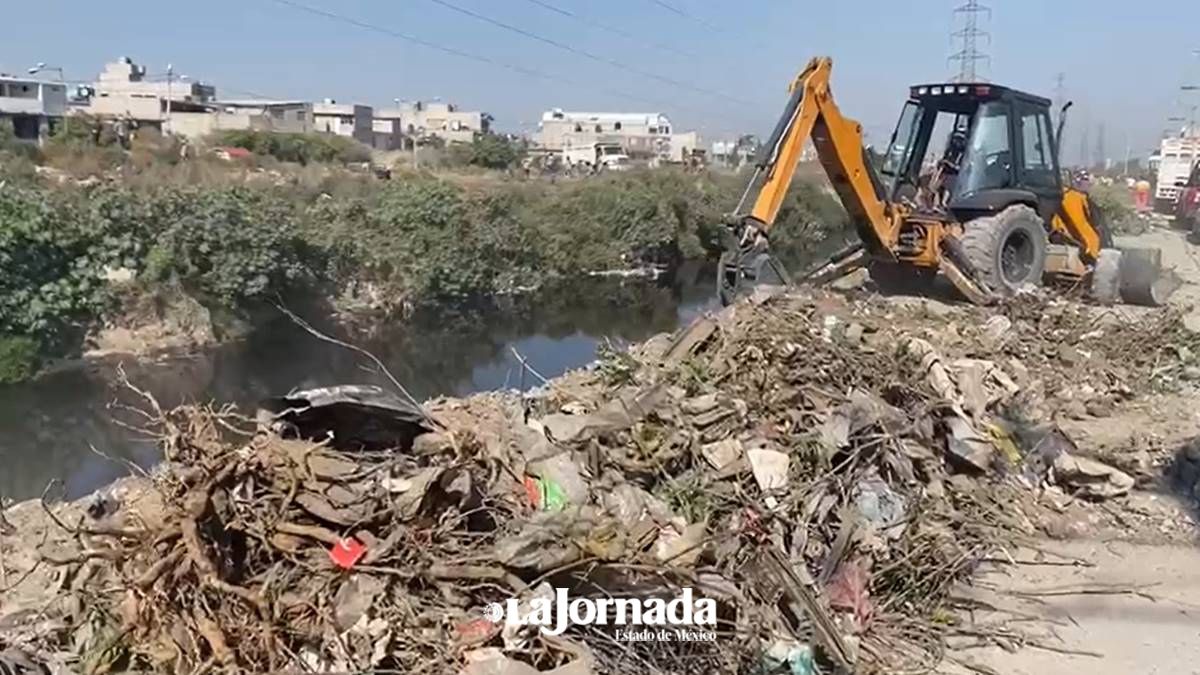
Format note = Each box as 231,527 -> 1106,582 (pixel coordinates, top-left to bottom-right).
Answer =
0,264 -> 719,501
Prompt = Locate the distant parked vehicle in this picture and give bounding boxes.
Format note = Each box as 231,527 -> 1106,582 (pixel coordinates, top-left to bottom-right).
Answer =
1155,136 -> 1200,213
563,142 -> 630,174
1177,160 -> 1200,238
214,146 -> 253,161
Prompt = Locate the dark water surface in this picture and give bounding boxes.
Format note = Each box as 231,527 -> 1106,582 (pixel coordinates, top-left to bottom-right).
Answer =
0,264 -> 720,501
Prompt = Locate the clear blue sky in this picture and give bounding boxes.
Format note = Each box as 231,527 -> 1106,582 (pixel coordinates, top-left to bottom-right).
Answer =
3,0 -> 1198,162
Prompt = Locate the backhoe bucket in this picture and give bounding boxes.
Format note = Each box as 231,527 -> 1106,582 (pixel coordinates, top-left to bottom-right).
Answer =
1116,247 -> 1181,307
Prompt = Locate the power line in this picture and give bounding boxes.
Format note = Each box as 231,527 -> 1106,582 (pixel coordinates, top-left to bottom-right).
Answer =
268,0 -> 552,82
948,0 -> 991,83
425,0 -> 744,106
262,0 -> 743,130
646,0 -> 721,33
522,0 -> 699,59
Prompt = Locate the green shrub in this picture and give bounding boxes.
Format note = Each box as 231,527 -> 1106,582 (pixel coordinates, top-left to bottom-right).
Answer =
769,181 -> 851,265
0,335 -> 40,384
212,130 -> 370,165
137,188 -> 312,303
0,187 -> 110,345
1089,182 -> 1135,233
464,134 -> 523,169
0,164 -> 850,352
0,150 -> 40,185
0,119 -> 41,163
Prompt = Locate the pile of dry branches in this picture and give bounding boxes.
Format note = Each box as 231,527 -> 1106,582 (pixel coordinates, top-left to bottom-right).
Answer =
6,287 -> 1192,675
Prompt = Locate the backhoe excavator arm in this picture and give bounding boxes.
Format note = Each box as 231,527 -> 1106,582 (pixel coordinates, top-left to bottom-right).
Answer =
734,57 -> 898,253
718,58 -> 905,304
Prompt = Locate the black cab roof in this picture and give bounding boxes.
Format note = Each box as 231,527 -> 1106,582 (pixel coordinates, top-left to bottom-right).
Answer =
907,82 -> 1052,114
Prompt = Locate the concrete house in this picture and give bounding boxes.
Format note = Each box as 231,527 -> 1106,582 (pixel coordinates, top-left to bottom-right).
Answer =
313,100 -> 374,145
378,100 -> 490,145
169,100 -> 314,139
0,73 -> 67,141
535,110 -> 676,159
87,57 -> 215,125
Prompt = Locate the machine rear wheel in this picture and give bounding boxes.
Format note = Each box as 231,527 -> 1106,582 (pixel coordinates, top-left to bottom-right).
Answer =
958,205 -> 1048,295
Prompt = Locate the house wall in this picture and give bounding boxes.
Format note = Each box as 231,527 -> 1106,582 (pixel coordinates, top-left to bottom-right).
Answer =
313,103 -> 374,144
536,111 -> 674,156
95,58 -> 215,103
89,92 -> 163,120
168,108 -> 314,140
385,101 -> 487,144
0,79 -> 67,117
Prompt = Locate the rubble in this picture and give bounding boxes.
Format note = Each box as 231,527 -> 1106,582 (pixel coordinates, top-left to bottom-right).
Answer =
2,286 -> 1199,674
1051,454 -> 1136,499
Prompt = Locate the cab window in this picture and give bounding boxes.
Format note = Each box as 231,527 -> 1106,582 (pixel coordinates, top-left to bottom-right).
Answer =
955,101 -> 1012,196
1019,104 -> 1056,188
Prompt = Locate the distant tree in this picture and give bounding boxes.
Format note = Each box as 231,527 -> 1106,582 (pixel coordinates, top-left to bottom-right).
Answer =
466,133 -> 523,169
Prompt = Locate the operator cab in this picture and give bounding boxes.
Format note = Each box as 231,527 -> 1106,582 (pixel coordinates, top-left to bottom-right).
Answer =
880,82 -> 1062,223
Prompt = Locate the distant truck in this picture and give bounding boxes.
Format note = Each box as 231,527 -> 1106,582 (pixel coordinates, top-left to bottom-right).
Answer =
1177,159 -> 1200,234
1155,136 -> 1200,212
563,142 -> 630,173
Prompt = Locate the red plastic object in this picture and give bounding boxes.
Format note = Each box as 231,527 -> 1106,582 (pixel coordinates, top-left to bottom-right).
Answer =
455,618 -> 500,646
329,537 -> 366,569
523,476 -> 541,508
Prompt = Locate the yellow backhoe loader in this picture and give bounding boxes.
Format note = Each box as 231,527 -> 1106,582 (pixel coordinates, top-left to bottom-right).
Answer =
718,57 -> 1177,307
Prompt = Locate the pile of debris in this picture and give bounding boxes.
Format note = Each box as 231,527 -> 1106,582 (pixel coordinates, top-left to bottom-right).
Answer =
2,286 -> 1194,674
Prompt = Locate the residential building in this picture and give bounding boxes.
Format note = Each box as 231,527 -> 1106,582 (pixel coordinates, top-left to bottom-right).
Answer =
536,110 -> 700,161
0,73 -> 67,141
668,131 -> 700,162
380,100 -> 490,144
94,57 -> 215,103
371,115 -> 406,150
313,100 -> 374,145
711,134 -> 762,168
86,57 -> 215,125
168,100 -> 314,139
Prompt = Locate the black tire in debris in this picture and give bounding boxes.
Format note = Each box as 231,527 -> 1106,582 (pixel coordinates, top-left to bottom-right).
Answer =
958,204 -> 1048,294
1090,248 -> 1122,306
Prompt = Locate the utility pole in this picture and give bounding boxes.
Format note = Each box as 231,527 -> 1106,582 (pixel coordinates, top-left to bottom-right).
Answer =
1184,48 -> 1200,134
1052,73 -> 1067,115
165,63 -> 173,134
1053,73 -> 1067,161
949,0 -> 991,83
1123,132 -> 1131,176
1080,121 -> 1090,169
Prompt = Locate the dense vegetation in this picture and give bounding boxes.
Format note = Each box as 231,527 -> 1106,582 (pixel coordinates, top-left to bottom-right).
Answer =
0,164 -> 847,382
212,129 -> 372,165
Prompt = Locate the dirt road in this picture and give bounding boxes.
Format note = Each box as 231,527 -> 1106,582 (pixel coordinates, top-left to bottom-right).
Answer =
944,539 -> 1200,675
944,224 -> 1200,674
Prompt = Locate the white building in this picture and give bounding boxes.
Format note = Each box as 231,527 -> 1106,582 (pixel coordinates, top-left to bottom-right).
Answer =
0,73 -> 67,140
86,57 -> 215,125
535,109 -> 699,161
168,100 -> 314,140
711,135 -> 762,168
375,100 -> 490,145
537,110 -> 673,157
313,100 -> 374,145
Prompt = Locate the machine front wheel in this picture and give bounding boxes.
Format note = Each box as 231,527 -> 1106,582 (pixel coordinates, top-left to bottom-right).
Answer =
958,205 -> 1048,295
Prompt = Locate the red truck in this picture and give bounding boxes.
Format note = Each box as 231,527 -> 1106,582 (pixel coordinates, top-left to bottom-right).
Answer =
1180,160 -> 1200,235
